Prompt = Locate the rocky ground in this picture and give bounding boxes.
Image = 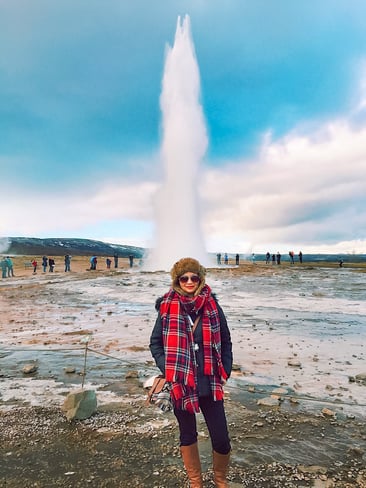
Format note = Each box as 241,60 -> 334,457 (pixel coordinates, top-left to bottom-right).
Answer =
1,391 -> 366,488
1,257 -> 366,487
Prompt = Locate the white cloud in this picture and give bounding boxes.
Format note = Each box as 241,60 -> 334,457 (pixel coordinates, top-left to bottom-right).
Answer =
0,180 -> 157,237
201,118 -> 366,253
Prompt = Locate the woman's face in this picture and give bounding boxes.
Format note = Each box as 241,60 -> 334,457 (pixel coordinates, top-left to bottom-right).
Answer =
178,273 -> 200,296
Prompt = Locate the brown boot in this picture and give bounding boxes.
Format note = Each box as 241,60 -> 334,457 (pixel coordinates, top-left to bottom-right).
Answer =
213,450 -> 230,487
180,443 -> 203,488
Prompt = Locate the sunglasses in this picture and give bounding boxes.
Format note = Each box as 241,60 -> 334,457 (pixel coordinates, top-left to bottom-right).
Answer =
179,275 -> 200,284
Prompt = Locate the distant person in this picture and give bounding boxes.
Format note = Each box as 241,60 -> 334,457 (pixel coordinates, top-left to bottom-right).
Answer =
49,258 -> 55,272
216,253 -> 221,265
251,253 -> 256,264
106,258 -> 112,269
299,251 -> 303,264
42,255 -> 48,273
276,252 -> 281,265
90,256 -> 97,270
265,252 -> 270,264
64,254 -> 71,272
1,258 -> 8,278
6,256 -> 14,277
92,256 -> 98,270
339,259 -> 344,267
224,253 -> 228,265
289,251 -> 294,264
235,253 -> 240,265
129,255 -> 134,268
114,253 -> 119,268
32,259 -> 38,274
271,254 -> 276,265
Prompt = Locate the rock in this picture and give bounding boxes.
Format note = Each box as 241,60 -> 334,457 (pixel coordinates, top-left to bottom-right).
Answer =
257,396 -> 280,407
298,465 -> 327,475
64,367 -> 76,374
356,472 -> 366,485
22,363 -> 38,374
355,373 -> 366,384
272,387 -> 288,395
288,359 -> 302,367
313,479 -> 335,488
348,446 -> 364,457
232,363 -> 241,371
126,370 -> 139,379
62,388 -> 97,420
321,408 -> 336,418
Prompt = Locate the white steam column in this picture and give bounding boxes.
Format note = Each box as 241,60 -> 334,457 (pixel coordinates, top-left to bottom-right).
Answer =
147,15 -> 209,271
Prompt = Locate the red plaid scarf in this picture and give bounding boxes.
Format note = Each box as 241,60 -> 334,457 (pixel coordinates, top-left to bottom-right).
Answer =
160,284 -> 227,413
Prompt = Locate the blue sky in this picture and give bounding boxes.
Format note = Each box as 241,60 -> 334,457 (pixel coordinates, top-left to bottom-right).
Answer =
1,1 -> 366,254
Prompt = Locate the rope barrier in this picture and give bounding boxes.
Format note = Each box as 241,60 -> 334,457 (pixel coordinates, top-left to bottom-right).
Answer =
2,346 -> 366,409
225,383 -> 366,409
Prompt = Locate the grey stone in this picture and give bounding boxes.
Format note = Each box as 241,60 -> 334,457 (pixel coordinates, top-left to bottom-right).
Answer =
62,388 -> 97,420
355,373 -> 366,384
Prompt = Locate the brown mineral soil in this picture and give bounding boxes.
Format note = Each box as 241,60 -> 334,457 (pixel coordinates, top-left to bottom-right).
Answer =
1,256 -> 366,487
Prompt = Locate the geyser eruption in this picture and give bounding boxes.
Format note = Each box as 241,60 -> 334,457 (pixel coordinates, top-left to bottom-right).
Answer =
147,15 -> 209,271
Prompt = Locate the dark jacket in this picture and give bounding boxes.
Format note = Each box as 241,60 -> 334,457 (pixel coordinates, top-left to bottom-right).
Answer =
149,295 -> 233,397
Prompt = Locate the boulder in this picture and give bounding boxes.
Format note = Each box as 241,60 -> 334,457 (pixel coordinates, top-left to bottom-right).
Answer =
62,388 -> 97,420
22,363 -> 38,374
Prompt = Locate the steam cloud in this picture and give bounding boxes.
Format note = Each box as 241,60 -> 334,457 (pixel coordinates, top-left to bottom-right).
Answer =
147,15 -> 209,271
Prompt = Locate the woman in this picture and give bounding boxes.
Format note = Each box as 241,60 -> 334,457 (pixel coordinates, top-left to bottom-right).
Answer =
150,257 -> 232,487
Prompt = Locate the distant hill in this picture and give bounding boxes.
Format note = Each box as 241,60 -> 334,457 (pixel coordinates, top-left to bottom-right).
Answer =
1,237 -> 145,258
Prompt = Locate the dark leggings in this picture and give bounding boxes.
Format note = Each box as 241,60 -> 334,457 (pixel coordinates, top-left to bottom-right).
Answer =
174,396 -> 231,454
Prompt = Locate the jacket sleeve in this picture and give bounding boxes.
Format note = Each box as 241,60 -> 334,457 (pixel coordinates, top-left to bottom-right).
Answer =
217,303 -> 233,378
149,313 -> 166,376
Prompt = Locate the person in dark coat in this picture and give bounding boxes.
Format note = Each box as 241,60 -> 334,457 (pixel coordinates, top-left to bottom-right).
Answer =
64,254 -> 71,272
48,257 -> 55,272
150,257 -> 232,487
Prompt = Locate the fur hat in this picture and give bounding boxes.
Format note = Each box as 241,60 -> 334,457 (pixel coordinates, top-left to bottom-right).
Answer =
171,257 -> 206,296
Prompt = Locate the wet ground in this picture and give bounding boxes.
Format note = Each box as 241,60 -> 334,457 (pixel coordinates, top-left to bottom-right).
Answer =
1,258 -> 366,486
